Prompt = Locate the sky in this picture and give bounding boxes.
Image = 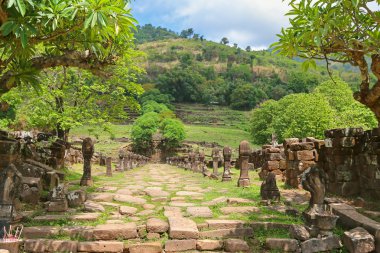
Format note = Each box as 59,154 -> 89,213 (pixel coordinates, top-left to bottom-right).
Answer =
130,0 -> 291,50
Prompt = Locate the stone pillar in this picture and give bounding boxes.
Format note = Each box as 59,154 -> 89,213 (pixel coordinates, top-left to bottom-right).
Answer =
238,141 -> 251,187
222,146 -> 232,182
123,155 -> 129,170
80,138 -> 94,186
106,157 -> 112,177
199,151 -> 206,174
212,148 -> 220,176
119,157 -> 124,171
128,153 -> 133,170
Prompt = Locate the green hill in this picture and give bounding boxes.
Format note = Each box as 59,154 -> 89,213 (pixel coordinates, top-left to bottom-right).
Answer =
135,25 -> 361,111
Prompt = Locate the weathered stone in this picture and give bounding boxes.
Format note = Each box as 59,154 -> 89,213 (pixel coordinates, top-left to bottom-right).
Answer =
265,238 -> 299,252
165,239 -> 196,252
206,220 -> 245,229
342,227 -> 375,253
144,187 -> 169,197
250,222 -> 291,230
146,218 -> 169,233
80,137 -> 94,186
199,228 -> 253,239
24,239 -> 78,253
92,223 -> 138,240
114,194 -> 146,205
88,193 -> 115,202
301,235 -> 342,253
289,224 -> 310,241
187,206 -> 213,218
220,206 -> 260,215
227,198 -> 254,204
196,239 -> 223,251
67,190 -> 86,208
84,201 -> 105,212
23,226 -> 60,239
128,242 -> 162,253
119,206 -> 138,216
77,241 -> 124,252
176,191 -> 204,197
168,217 -> 199,239
146,232 -> 160,239
224,238 -> 250,252
238,140 -> 251,187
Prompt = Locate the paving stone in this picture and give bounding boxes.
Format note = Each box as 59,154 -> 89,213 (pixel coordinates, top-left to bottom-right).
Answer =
165,239 -> 197,252
206,220 -> 245,230
169,217 -> 199,239
250,221 -> 291,230
84,201 -> 105,212
88,193 -> 115,202
301,235 -> 342,253
146,232 -> 160,239
128,242 -> 162,253
97,186 -> 118,192
202,196 -> 227,206
119,206 -> 138,216
144,187 -> 170,197
151,197 -> 168,202
92,223 -> 138,240
143,203 -> 156,209
77,241 -> 124,252
171,197 -> 186,201
61,226 -> 93,240
342,227 -> 375,253
187,207 -> 213,218
23,226 -> 60,239
220,206 -> 260,215
227,198 -> 254,204
224,238 -> 250,252
176,191 -> 204,197
99,202 -> 120,207
265,238 -> 300,252
115,188 -> 133,195
137,209 -> 155,216
200,228 -> 253,239
170,202 -> 196,207
114,194 -> 147,205
147,218 -> 169,233
196,239 -> 223,250
106,220 -> 125,224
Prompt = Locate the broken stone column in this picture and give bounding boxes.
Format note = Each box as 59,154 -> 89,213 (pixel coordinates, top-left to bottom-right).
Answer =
259,145 -> 286,180
222,146 -> 232,182
0,164 -> 22,205
212,148 -> 220,177
301,166 -> 338,237
260,171 -> 280,203
238,141 -> 251,187
47,184 -> 68,212
80,138 -> 94,186
106,157 -> 112,177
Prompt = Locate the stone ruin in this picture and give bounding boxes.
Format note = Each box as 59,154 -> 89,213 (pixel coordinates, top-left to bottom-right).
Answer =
237,141 -> 251,187
260,171 -> 280,204
258,144 -> 286,180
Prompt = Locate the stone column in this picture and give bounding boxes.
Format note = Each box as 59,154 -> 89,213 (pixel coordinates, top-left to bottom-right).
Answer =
80,138 -> 94,186
119,157 -> 125,171
123,155 -> 129,170
199,151 -> 206,174
238,140 -> 251,187
212,147 -> 220,176
106,157 -> 112,177
222,146 -> 232,182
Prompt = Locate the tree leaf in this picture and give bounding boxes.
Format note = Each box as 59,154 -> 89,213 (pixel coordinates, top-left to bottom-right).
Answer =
1,21 -> 16,36
20,30 -> 27,48
16,0 -> 26,16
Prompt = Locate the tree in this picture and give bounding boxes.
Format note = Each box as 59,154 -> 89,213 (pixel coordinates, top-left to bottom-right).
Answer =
2,50 -> 144,140
271,0 -> 380,121
0,0 -> 136,96
246,46 -> 252,52
220,37 -> 229,45
230,83 -> 267,110
180,28 -> 194,38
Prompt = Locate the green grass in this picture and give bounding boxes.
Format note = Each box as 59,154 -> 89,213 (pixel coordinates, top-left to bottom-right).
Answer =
184,125 -> 253,148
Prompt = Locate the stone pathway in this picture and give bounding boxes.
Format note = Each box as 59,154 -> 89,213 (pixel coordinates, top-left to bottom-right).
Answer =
21,164 -> 306,253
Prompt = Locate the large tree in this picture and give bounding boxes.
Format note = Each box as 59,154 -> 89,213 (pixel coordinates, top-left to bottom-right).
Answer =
272,0 -> 380,121
0,0 -> 135,95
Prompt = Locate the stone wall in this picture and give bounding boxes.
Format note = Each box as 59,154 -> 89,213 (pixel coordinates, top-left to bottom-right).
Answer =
253,145 -> 286,180
283,138 -> 322,188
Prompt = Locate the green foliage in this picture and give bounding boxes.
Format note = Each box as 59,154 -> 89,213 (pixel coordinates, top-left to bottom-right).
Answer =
131,112 -> 160,149
230,82 -> 268,110
250,79 -> 377,144
134,24 -> 178,44
142,100 -> 170,114
139,88 -> 174,108
0,0 -> 136,92
1,49 -> 144,136
160,118 -> 186,149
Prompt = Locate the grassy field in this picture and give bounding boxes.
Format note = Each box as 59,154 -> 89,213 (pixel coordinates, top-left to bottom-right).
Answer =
70,123 -> 253,156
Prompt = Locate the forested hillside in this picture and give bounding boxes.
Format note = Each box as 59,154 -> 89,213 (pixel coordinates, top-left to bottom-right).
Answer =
135,25 -> 361,111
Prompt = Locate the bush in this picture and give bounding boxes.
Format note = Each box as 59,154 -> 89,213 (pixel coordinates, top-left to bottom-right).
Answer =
131,112 -> 160,149
160,118 -> 186,149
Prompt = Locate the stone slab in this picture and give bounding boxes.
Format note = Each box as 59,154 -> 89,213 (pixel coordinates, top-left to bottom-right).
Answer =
165,239 -> 196,252
169,217 -> 199,239
77,241 -> 124,252
92,223 -> 138,240
220,206 -> 260,215
187,207 -> 213,218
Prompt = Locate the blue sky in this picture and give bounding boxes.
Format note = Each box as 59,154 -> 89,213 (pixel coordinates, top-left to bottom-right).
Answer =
130,0 -> 291,50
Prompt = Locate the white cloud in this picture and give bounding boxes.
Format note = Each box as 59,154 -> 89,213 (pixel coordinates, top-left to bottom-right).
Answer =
131,0 -> 291,48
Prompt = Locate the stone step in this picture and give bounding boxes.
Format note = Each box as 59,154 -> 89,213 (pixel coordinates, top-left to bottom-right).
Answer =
168,217 -> 199,239
205,220 -> 245,230
34,213 -> 100,222
92,223 -> 138,240
199,228 -> 254,239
